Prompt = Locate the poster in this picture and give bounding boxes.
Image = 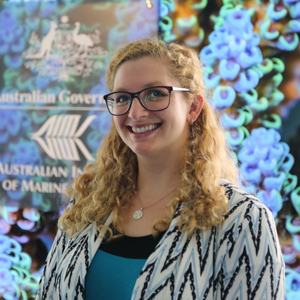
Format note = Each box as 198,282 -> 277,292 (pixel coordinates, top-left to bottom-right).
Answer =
0,1 -> 158,297
0,0 -> 158,211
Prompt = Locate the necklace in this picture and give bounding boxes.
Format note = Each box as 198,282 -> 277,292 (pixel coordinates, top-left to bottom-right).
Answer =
133,187 -> 177,220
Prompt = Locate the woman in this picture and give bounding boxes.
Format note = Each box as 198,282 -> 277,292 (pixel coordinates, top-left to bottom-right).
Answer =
36,38 -> 285,299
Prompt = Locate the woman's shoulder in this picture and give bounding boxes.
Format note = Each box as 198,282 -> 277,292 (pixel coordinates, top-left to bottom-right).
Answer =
220,178 -> 268,212
67,197 -> 76,208
218,178 -> 277,241
60,197 -> 77,213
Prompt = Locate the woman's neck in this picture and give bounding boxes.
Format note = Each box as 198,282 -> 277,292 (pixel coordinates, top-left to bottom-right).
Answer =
117,152 -> 186,237
136,152 -> 184,203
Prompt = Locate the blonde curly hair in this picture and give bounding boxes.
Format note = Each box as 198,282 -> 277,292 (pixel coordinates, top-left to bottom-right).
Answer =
59,38 -> 239,238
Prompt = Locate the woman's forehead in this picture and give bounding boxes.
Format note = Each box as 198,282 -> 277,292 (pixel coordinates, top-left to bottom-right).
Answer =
113,57 -> 179,90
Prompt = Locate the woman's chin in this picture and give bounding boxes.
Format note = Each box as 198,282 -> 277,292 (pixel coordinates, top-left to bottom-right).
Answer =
130,144 -> 159,158
132,147 -> 153,157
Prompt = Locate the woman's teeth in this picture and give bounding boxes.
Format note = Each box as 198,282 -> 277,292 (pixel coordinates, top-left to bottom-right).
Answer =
132,124 -> 159,133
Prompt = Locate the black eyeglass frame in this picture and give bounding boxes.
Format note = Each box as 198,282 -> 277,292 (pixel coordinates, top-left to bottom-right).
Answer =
103,86 -> 192,116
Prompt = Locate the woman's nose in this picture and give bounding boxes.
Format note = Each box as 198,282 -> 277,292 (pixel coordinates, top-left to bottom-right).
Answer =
127,97 -> 149,119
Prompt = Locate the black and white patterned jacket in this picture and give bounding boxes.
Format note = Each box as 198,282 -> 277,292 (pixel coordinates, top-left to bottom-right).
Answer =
36,179 -> 285,299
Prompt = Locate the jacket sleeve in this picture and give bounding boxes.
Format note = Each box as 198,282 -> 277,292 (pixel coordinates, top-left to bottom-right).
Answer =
35,199 -> 75,300
214,197 -> 285,299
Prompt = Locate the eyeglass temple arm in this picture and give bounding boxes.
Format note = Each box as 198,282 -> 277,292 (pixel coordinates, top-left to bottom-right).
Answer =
172,87 -> 191,92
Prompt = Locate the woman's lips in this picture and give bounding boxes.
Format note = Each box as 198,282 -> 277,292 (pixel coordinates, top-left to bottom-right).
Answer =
127,123 -> 162,132
127,123 -> 162,136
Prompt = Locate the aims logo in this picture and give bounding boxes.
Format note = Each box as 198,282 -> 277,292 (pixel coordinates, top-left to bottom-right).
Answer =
31,114 -> 96,161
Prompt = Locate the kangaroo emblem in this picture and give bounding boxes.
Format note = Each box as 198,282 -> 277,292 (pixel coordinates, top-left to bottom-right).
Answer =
23,21 -> 57,59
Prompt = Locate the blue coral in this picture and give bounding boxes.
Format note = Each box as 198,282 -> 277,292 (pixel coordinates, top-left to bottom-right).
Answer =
236,47 -> 262,69
9,139 -> 42,167
291,187 -> 300,215
286,216 -> 300,234
159,0 -> 177,42
259,1 -> 300,51
0,8 -> 18,29
212,86 -> 236,109
238,128 -> 296,216
128,19 -> 154,41
0,109 -> 31,144
24,1 -> 40,16
233,69 -> 260,93
225,127 -> 249,150
286,270 -> 300,296
86,84 -> 111,151
160,0 -> 175,18
257,189 -> 283,217
60,0 -> 84,8
274,34 -> 299,51
219,59 -> 240,80
221,110 -> 245,129
267,3 -> 288,22
249,96 -> 269,112
285,19 -> 300,33
0,153 -> 9,182
40,0 -> 58,18
200,9 -> 262,96
283,174 -> 298,195
287,0 -> 300,18
211,42 -> 229,60
221,107 -> 253,130
228,37 -> 247,57
258,113 -> 282,129
203,67 -> 221,88
88,111 -> 111,140
4,54 -> 23,69
223,9 -> 254,38
200,45 -> 216,67
0,8 -> 28,69
0,234 -> 39,299
238,89 -> 258,105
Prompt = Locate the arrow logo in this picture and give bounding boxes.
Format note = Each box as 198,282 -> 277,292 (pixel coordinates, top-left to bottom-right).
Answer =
31,114 -> 96,161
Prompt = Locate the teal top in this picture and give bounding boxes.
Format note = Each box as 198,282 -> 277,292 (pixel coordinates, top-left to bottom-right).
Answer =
85,250 -> 147,300
84,233 -> 165,300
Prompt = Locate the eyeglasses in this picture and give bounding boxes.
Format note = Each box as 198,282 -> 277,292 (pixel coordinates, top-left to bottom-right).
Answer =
103,86 -> 192,116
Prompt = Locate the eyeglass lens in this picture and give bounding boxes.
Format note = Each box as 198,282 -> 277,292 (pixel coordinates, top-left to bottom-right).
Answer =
106,87 -> 170,115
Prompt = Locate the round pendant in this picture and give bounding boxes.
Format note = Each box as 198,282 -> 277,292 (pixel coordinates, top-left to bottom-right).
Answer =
133,209 -> 143,220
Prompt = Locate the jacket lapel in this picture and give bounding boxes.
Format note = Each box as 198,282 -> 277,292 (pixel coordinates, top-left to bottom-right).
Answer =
132,204 -> 188,299
55,213 -> 113,300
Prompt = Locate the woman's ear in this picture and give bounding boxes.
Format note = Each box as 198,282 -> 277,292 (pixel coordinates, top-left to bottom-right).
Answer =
188,94 -> 204,124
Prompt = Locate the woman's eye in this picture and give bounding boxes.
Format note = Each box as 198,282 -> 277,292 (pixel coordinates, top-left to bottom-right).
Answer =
151,90 -> 165,97
116,95 -> 130,103
145,90 -> 165,100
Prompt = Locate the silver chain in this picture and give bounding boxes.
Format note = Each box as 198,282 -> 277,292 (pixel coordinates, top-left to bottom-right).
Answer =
137,187 -> 177,210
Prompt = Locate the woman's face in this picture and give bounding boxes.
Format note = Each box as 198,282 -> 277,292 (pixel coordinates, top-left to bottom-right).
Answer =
112,56 -> 192,160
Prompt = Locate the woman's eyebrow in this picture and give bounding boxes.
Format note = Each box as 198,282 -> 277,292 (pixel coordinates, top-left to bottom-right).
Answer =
113,82 -> 164,92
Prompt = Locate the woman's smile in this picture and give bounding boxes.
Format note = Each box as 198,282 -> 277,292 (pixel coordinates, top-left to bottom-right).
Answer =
129,123 -> 161,133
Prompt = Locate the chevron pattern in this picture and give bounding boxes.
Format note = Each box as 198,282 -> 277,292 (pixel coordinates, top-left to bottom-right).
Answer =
132,181 -> 285,299
36,180 -> 285,299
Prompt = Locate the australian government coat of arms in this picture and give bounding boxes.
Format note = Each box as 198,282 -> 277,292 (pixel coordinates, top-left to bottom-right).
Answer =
22,15 -> 108,82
